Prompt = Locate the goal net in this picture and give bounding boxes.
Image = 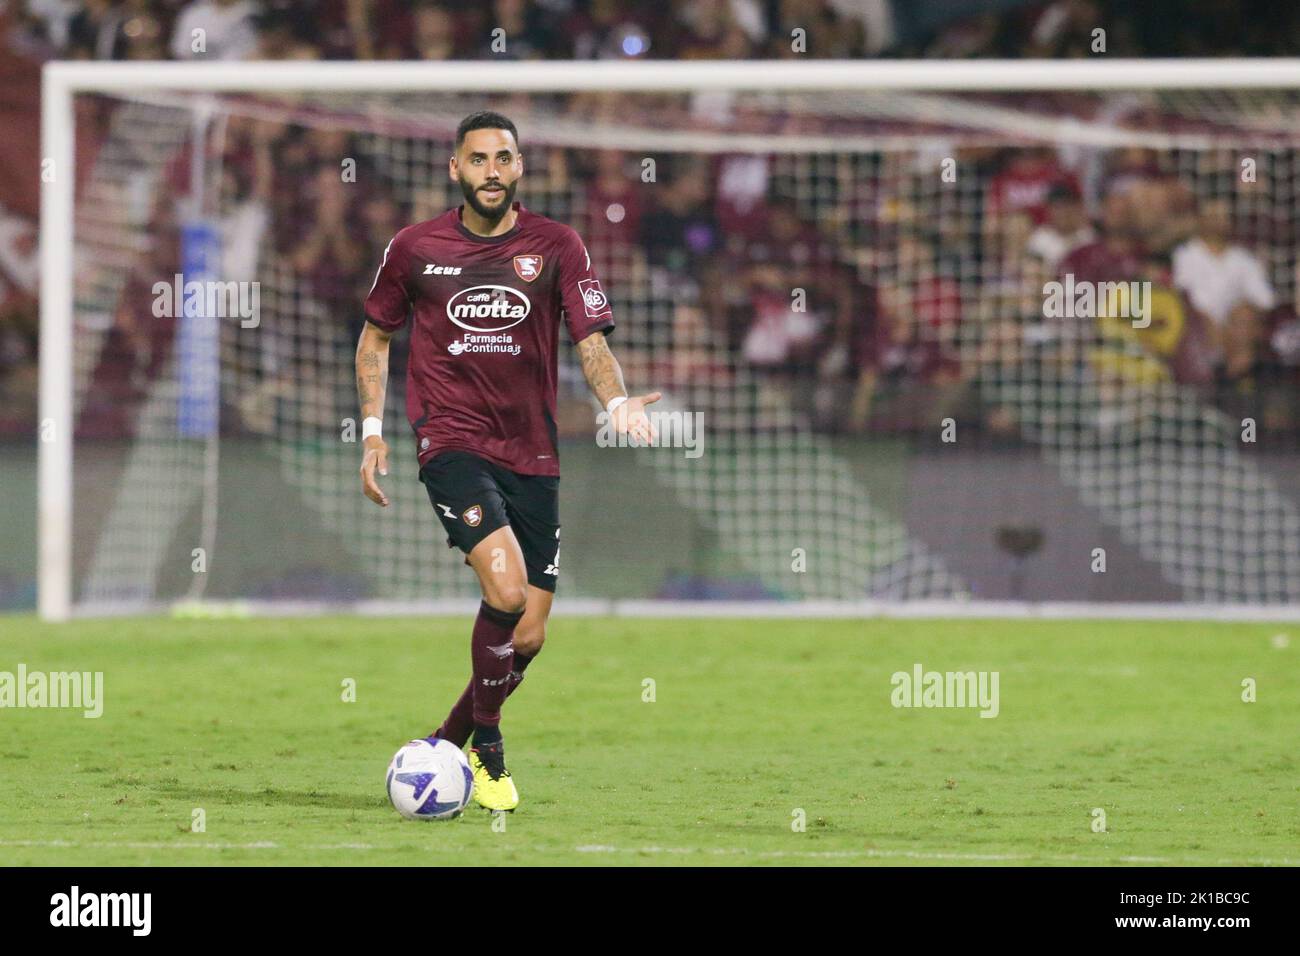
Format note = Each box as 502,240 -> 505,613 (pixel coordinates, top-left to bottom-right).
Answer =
41,63 -> 1300,617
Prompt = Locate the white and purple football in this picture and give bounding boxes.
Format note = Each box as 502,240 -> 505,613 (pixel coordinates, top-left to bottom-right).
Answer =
385,738 -> 474,820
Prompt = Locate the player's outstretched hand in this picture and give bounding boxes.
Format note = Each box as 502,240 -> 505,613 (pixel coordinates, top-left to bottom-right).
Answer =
615,391 -> 662,446
360,436 -> 390,507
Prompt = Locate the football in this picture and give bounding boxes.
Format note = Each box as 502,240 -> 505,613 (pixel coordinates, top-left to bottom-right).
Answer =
385,738 -> 474,820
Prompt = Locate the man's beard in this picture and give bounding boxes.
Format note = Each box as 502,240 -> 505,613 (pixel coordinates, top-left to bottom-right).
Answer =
460,176 -> 517,221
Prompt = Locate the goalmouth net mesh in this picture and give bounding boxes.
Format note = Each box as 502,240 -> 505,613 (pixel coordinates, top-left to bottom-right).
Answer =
57,80 -> 1300,613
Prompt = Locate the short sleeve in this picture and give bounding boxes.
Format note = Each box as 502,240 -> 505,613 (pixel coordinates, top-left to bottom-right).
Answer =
363,230 -> 412,332
557,228 -> 614,343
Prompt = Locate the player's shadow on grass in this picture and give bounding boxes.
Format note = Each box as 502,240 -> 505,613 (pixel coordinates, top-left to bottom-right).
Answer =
152,783 -> 382,810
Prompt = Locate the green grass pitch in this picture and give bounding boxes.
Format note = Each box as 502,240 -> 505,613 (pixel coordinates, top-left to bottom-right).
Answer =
0,614 -> 1295,866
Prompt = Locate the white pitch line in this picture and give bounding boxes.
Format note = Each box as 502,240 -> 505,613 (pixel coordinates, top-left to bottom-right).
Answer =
0,839 -> 280,850
573,845 -> 1299,865
0,839 -> 1294,866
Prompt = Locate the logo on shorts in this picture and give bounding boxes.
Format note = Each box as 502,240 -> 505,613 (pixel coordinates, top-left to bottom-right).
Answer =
578,278 -> 610,319
462,504 -> 483,527
544,526 -> 561,576
513,254 -> 544,282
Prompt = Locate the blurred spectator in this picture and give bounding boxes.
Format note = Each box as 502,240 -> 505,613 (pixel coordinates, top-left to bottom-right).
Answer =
119,1 -> 169,59
987,147 -> 1080,227
0,202 -> 38,433
672,0 -> 754,59
467,0 -> 562,59
652,301 -> 735,389
1098,148 -> 1196,254
923,12 -> 1004,58
1090,251 -> 1194,387
582,150 -> 644,274
1058,188 -> 1143,284
0,204 -> 38,302
1049,187 -> 1145,369
66,0 -> 126,59
714,154 -> 770,241
284,164 -> 368,301
1256,300 -> 1300,432
1173,197 -> 1275,378
171,0 -> 259,61
640,158 -> 720,275
216,119 -> 275,280
850,234 -> 963,431
77,194 -> 182,438
410,2 -> 457,59
569,0 -> 659,60
740,261 -> 824,371
253,8 -> 325,60
62,0 -> 170,60
1025,183 -> 1094,272
1023,0 -> 1123,58
766,0 -> 867,58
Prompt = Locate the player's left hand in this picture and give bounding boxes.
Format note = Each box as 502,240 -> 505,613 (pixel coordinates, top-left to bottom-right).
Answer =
360,436 -> 390,507
614,391 -> 662,446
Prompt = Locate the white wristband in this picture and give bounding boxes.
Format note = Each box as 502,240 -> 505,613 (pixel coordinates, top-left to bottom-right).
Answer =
362,416 -> 383,440
605,396 -> 628,416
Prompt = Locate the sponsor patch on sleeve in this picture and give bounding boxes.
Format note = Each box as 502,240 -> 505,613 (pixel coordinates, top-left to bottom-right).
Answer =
578,278 -> 611,319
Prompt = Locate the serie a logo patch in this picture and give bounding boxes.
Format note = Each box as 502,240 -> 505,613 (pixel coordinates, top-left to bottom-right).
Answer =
512,254 -> 543,282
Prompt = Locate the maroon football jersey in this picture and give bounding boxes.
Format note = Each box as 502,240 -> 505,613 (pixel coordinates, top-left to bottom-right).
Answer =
1057,240 -> 1143,286
363,202 -> 614,476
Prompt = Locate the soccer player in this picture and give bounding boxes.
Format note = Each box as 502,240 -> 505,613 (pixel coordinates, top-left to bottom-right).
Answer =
356,111 -> 659,811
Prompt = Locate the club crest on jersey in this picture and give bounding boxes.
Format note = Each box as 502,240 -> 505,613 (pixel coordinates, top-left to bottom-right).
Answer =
512,254 -> 544,282
463,505 -> 483,527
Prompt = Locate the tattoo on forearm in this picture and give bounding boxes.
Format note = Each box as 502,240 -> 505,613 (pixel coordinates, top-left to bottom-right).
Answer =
355,343 -> 389,416
576,333 -> 625,406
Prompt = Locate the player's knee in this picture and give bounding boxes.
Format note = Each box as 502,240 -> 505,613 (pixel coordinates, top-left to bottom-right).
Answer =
514,620 -> 545,657
485,581 -> 528,615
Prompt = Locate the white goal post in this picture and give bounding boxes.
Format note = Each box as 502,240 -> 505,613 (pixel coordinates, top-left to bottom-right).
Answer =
39,59 -> 1300,621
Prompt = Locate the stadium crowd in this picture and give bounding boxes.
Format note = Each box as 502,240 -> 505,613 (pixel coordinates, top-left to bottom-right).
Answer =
9,0 -> 1300,63
2,0 -> 1299,442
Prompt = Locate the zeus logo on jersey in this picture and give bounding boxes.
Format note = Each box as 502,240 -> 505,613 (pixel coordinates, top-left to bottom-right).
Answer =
446,285 -> 531,332
424,263 -> 463,275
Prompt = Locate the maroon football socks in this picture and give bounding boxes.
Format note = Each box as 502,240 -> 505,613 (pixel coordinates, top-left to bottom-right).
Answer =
432,602 -> 537,747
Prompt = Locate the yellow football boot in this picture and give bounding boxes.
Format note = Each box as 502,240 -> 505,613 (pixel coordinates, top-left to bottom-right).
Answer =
468,741 -> 519,812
